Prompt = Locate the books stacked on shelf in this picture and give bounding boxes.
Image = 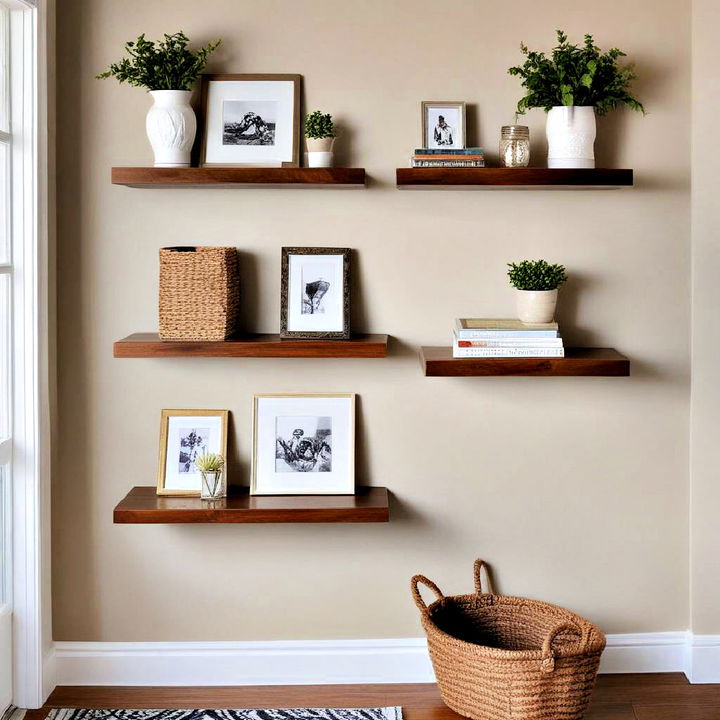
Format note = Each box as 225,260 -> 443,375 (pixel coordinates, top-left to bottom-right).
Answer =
453,318 -> 564,358
411,148 -> 485,168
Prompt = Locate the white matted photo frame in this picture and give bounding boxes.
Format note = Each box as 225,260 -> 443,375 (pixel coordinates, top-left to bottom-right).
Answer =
252,394 -> 355,495
199,73 -> 302,167
157,409 -> 229,496
280,247 -> 351,340
421,101 -> 466,149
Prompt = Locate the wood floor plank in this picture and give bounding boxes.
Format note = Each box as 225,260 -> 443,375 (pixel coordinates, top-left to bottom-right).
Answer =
584,705 -> 637,720
634,706 -> 720,720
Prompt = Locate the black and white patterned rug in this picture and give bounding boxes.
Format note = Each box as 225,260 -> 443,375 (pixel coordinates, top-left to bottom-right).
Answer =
48,709 -> 402,720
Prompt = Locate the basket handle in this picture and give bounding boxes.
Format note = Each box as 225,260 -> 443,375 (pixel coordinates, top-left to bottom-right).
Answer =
473,558 -> 496,595
411,575 -> 444,613
540,622 -> 583,673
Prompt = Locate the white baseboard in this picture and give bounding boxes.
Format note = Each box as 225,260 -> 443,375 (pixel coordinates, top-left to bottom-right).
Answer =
52,632 -> 716,687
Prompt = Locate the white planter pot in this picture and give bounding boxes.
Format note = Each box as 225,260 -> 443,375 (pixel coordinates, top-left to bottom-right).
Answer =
305,137 -> 334,167
546,106 -> 596,169
515,289 -> 558,324
146,90 -> 196,167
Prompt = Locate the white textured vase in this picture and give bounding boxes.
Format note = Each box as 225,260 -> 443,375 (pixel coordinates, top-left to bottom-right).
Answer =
146,90 -> 196,167
305,137 -> 335,167
546,106 -> 596,169
516,289 -> 558,324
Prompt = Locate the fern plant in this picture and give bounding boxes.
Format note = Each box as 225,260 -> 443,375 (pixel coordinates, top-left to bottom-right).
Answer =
96,32 -> 221,91
304,110 -> 336,139
508,30 -> 644,116
508,260 -> 567,291
194,453 -> 225,473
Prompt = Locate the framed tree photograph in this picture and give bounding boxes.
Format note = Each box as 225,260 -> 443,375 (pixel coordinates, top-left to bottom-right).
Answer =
157,409 -> 229,496
280,247 -> 350,340
252,394 -> 355,495
421,101 -> 466,149
199,74 -> 302,167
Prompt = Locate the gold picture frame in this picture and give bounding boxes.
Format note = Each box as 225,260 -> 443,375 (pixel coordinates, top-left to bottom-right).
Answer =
251,393 -> 355,496
157,409 -> 229,496
421,101 -> 467,149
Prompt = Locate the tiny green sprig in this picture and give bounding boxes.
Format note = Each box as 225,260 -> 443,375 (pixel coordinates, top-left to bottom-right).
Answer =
96,32 -> 221,91
508,30 -> 644,116
194,453 -> 225,473
508,260 -> 567,291
304,110 -> 336,139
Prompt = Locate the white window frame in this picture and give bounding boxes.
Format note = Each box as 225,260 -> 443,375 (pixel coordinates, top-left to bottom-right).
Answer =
2,0 -> 51,709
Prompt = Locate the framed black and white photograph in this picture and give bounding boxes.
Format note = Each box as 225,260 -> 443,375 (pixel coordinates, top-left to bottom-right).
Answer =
280,247 -> 350,339
157,409 -> 229,496
251,394 -> 355,495
421,101 -> 466,149
200,74 -> 301,167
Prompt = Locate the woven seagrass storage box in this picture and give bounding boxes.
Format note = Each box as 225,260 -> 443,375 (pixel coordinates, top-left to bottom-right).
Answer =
411,559 -> 606,720
159,247 -> 239,341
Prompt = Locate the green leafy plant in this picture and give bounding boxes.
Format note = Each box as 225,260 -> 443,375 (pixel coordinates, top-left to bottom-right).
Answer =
194,452 -> 225,473
304,110 -> 336,139
507,260 -> 567,291
96,32 -> 221,91
508,30 -> 644,116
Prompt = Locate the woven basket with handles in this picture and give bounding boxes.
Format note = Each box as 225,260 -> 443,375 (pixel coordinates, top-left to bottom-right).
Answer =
411,559 -> 606,720
159,247 -> 240,341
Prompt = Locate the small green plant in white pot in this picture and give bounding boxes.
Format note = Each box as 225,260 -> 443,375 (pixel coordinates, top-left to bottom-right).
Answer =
304,110 -> 336,167
508,260 -> 567,323
195,452 -> 226,500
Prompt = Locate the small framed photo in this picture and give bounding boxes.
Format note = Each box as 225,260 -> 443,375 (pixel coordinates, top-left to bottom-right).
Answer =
421,101 -> 466,149
157,409 -> 229,496
252,394 -> 355,495
199,74 -> 302,167
280,247 -> 350,340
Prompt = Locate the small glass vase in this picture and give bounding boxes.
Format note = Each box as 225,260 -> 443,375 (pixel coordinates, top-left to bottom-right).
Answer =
200,470 -> 226,500
499,125 -> 530,167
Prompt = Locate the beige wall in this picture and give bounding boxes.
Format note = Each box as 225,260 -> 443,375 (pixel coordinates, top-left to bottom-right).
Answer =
54,0 -> 691,641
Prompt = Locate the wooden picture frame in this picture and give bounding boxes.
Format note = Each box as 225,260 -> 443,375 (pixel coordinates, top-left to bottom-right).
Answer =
199,73 -> 302,167
157,409 -> 229,496
280,247 -> 351,340
421,101 -> 467,149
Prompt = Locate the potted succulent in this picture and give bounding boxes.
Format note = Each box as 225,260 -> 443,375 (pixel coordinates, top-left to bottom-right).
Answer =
97,32 -> 221,167
194,452 -> 226,500
507,259 -> 567,323
508,30 -> 644,168
304,110 -> 337,167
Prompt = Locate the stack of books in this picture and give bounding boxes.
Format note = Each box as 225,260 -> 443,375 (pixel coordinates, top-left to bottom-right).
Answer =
453,318 -> 564,358
411,148 -> 485,168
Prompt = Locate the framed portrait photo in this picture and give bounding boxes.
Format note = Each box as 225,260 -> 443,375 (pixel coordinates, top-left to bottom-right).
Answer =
157,409 -> 229,496
199,74 -> 302,167
252,394 -> 355,495
280,247 -> 350,340
421,101 -> 466,149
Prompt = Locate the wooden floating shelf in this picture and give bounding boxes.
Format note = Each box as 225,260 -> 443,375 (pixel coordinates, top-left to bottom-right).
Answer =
396,167 -> 633,190
114,486 -> 390,524
421,347 -> 630,377
113,333 -> 388,358
111,166 -> 366,188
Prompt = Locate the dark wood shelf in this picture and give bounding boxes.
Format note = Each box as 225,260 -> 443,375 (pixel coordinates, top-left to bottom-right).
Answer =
396,167 -> 633,189
113,333 -> 388,358
114,486 -> 390,524
421,347 -> 630,377
112,166 -> 366,188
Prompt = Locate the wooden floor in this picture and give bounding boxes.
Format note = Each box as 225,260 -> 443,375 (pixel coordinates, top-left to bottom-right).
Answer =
25,675 -> 720,720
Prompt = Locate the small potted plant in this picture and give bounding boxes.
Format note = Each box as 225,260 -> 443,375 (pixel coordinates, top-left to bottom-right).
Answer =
304,110 -> 336,167
97,32 -> 221,167
194,452 -> 226,500
507,259 -> 567,323
508,30 -> 644,168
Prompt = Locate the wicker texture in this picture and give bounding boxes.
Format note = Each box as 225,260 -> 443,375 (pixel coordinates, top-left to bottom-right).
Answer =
411,559 -> 605,720
159,247 -> 240,341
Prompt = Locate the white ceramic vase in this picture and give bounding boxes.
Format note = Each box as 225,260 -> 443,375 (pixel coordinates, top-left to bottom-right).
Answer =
546,106 -> 596,169
146,90 -> 196,167
305,137 -> 335,167
516,289 -> 558,324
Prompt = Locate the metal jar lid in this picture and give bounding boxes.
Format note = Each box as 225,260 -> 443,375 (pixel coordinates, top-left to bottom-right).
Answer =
501,125 -> 530,136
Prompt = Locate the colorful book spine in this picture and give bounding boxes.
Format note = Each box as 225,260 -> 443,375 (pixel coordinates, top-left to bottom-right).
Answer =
411,160 -> 485,168
455,338 -> 563,348
452,347 -> 565,358
414,148 -> 484,155
414,154 -> 484,161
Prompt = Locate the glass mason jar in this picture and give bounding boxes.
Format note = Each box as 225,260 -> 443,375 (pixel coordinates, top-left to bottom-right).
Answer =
200,470 -> 226,500
499,125 -> 530,167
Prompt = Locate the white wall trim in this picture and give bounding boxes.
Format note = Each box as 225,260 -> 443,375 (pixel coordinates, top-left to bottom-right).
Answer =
51,632 -> 709,687
687,634 -> 720,683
